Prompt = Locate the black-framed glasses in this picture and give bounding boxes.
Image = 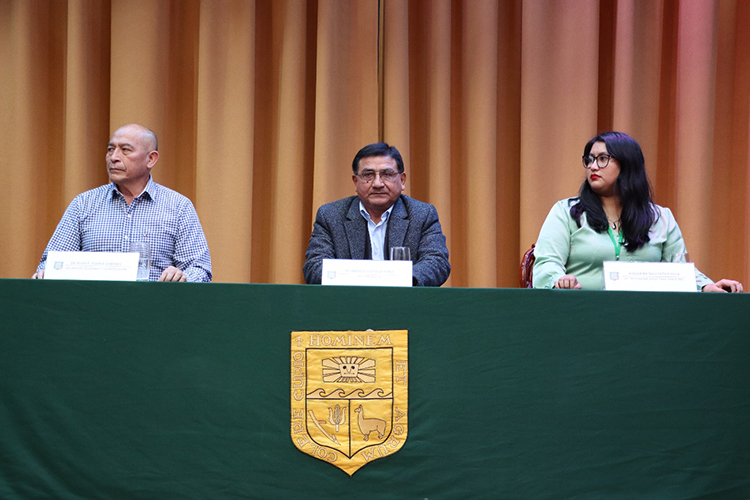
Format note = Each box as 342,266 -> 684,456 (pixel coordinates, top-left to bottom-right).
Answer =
582,153 -> 614,169
356,170 -> 401,183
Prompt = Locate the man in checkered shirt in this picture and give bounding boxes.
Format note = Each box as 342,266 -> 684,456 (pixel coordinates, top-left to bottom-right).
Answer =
33,124 -> 212,282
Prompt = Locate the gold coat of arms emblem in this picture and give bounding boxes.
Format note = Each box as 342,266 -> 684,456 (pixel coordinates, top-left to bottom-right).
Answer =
291,330 -> 408,475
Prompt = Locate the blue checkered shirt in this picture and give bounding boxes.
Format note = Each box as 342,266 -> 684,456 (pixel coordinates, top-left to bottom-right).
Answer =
37,177 -> 212,282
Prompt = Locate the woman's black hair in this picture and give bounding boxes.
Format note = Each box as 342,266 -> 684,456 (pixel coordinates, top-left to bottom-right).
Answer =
569,131 -> 658,251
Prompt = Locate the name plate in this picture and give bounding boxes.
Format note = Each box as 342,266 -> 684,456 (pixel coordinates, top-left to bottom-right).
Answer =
603,261 -> 697,292
44,251 -> 139,281
322,259 -> 412,287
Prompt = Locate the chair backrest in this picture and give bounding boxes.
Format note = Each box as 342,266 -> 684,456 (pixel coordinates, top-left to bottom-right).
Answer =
519,244 -> 536,288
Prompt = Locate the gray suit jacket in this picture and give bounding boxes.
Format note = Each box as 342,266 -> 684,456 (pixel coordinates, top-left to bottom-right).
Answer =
303,195 -> 450,286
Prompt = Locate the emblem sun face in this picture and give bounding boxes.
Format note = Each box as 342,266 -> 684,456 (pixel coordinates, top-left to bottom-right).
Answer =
322,357 -> 376,383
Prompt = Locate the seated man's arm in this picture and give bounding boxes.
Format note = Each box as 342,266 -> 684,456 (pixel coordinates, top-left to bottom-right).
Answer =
303,207 -> 336,284
412,205 -> 450,287
171,201 -> 212,283
33,198 -> 83,278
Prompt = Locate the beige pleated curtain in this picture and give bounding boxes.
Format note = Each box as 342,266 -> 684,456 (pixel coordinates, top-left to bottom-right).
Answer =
1,0 -> 748,287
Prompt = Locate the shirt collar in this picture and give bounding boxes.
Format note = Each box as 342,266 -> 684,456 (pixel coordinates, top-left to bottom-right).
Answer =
359,201 -> 393,224
110,176 -> 156,201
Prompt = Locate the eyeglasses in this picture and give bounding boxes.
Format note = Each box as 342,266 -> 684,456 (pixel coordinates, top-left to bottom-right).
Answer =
356,170 -> 401,183
582,153 -> 614,169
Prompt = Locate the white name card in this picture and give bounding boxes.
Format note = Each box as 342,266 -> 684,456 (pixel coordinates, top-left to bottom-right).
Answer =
603,261 -> 697,292
322,259 -> 413,287
44,251 -> 139,281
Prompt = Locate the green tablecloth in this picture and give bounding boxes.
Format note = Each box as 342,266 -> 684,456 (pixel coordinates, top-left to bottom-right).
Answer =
1,279 -> 748,499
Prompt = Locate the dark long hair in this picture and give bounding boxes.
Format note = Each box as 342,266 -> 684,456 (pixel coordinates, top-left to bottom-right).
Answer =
570,131 -> 658,251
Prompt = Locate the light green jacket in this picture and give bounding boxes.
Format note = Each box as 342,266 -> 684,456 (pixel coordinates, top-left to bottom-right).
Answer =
532,199 -> 713,290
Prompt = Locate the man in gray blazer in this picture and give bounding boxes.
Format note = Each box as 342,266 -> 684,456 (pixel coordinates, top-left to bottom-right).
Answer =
303,143 -> 450,286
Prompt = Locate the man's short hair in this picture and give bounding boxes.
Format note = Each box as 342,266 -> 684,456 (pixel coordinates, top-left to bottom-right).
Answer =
137,126 -> 158,152
145,128 -> 158,152
115,124 -> 159,152
351,143 -> 404,173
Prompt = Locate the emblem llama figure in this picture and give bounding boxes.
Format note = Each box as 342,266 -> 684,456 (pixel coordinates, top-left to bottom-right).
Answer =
354,404 -> 386,441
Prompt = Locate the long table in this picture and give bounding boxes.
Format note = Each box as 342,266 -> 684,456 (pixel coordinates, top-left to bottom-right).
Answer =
1,279 -> 748,499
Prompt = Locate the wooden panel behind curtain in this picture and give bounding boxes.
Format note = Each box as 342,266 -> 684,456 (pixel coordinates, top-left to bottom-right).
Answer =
0,0 -> 748,287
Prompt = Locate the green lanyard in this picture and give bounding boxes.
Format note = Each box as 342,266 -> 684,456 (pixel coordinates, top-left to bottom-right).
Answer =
607,227 -> 624,260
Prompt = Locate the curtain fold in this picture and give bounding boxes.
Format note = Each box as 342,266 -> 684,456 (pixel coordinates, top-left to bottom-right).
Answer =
195,0 -> 256,280
711,0 -> 750,281
1,0 -> 748,287
519,0 -> 601,264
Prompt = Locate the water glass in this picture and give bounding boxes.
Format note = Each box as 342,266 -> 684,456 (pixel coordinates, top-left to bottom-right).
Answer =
130,241 -> 151,281
390,247 -> 411,261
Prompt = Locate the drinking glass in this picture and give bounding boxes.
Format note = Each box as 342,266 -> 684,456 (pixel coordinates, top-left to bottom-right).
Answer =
390,247 -> 411,261
131,241 -> 151,281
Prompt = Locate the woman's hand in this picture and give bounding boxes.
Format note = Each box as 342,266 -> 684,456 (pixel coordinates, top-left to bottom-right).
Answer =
702,279 -> 744,293
554,275 -> 581,289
